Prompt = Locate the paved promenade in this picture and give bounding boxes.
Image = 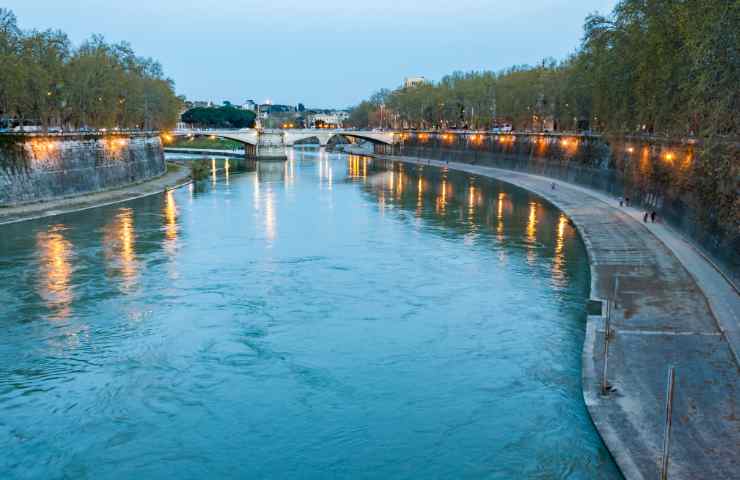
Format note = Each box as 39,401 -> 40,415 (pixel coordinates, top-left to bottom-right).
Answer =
0,164 -> 191,226
373,152 -> 739,480
164,147 -> 246,158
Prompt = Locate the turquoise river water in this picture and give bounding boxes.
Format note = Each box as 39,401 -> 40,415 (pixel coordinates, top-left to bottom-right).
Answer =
0,150 -> 621,479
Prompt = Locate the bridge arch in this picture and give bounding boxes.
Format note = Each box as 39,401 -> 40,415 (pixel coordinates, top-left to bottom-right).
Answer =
173,128 -> 396,150
337,132 -> 393,145
173,131 -> 258,146
292,136 -> 322,146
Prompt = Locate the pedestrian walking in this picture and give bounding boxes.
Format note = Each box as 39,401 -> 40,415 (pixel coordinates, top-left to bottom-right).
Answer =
625,196 -> 630,207
551,182 -> 556,190
643,212 -> 649,223
651,211 -> 656,223
618,196 -> 624,207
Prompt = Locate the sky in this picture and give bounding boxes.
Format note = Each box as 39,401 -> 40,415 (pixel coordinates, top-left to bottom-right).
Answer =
6,0 -> 618,109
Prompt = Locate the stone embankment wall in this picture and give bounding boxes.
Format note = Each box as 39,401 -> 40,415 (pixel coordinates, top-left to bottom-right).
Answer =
0,133 -> 165,206
377,133 -> 738,286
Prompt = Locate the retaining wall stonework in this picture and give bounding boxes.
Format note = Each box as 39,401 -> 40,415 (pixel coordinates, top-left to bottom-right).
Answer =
0,133 -> 165,206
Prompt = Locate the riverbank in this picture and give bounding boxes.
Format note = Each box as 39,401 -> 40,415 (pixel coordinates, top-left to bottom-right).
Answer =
0,162 -> 191,226
164,147 -> 245,158
362,149 -> 739,480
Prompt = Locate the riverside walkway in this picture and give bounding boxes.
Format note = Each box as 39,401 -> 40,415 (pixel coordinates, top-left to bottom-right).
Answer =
164,147 -> 246,158
369,151 -> 739,480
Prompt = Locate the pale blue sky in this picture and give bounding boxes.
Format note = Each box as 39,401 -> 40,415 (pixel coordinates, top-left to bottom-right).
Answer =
6,0 -> 618,108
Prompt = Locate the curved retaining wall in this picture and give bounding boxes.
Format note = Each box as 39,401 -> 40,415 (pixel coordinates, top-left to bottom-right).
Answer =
0,133 -> 165,206
379,135 -> 739,288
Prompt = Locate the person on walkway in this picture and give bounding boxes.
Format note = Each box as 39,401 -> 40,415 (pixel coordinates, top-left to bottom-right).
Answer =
643,212 -> 649,223
551,182 -> 556,190
618,196 -> 624,207
625,196 -> 630,207
651,211 -> 656,223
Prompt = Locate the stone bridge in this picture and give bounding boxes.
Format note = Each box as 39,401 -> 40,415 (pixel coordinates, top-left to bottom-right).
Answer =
173,128 -> 396,148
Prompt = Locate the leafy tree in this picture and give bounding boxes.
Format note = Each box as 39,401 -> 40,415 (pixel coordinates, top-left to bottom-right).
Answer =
0,9 -> 182,131
181,106 -> 256,129
348,0 -> 738,139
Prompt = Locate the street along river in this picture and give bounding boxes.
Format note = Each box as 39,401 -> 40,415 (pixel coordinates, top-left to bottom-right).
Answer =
0,150 -> 621,479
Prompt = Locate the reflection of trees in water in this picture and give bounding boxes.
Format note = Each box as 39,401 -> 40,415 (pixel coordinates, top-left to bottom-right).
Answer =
359,158 -> 584,283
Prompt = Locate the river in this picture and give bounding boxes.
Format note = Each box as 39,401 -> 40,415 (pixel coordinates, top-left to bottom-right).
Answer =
0,150 -> 621,479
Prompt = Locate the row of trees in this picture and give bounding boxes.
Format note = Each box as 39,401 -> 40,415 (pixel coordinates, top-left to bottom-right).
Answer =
181,105 -> 256,129
0,8 -> 183,131
348,0 -> 738,139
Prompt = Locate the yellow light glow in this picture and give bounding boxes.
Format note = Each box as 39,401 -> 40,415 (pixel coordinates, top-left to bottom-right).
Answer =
552,214 -> 568,286
103,209 -> 138,291
526,202 -> 538,265
36,225 -> 74,320
527,202 -> 537,244
164,190 -> 178,242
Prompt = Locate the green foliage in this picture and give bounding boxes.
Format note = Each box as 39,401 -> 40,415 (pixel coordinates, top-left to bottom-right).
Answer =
181,106 -> 255,129
349,0 -> 738,139
0,8 -> 182,130
189,160 -> 209,181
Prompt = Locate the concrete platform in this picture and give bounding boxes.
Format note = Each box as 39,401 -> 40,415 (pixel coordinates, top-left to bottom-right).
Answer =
372,152 -> 740,480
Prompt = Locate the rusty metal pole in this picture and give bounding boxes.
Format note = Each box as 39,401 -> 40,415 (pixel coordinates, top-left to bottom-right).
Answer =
660,366 -> 676,480
601,300 -> 611,395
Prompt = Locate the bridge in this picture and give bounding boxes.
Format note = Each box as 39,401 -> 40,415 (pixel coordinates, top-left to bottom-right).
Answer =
172,128 -> 397,147
171,128 -> 396,159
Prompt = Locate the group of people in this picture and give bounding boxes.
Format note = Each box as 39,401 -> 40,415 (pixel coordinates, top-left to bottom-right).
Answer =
618,196 -> 657,223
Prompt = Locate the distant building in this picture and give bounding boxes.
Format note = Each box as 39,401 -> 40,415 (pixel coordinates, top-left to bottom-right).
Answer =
307,110 -> 350,128
259,104 -> 295,114
243,99 -> 257,111
192,100 -> 214,109
403,76 -> 427,89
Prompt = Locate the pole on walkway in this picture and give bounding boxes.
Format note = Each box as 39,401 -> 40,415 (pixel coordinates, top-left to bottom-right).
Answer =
612,275 -> 620,309
660,366 -> 676,480
601,300 -> 611,396
601,275 -> 620,396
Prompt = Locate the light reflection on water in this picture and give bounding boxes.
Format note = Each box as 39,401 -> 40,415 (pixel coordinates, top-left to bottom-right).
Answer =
36,224 -> 74,320
0,152 -> 621,479
103,208 -> 138,291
